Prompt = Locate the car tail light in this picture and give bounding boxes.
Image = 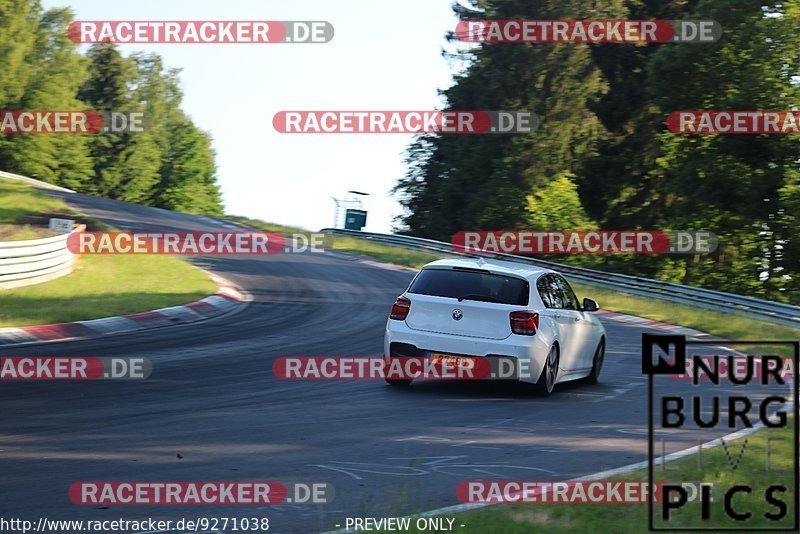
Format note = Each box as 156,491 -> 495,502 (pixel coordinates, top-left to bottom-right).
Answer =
510,311 -> 538,335
390,296 -> 411,320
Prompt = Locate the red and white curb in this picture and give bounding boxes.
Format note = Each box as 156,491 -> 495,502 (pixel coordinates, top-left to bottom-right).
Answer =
0,274 -> 249,347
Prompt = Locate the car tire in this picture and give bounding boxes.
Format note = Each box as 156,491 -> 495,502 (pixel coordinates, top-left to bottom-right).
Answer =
585,339 -> 605,385
385,378 -> 413,387
384,356 -> 413,386
532,345 -> 559,396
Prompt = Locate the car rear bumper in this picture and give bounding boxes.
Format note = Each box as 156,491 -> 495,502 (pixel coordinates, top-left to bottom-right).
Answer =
384,319 -> 550,383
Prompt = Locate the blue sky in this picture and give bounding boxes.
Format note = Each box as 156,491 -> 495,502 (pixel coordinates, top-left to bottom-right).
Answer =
43,0 -> 466,231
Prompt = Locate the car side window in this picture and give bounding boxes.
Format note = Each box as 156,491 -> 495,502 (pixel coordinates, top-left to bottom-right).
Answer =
555,275 -> 580,310
545,275 -> 566,309
537,276 -> 554,308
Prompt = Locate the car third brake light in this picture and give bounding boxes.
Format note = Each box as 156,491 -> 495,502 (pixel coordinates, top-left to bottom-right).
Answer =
510,311 -> 539,335
390,296 -> 411,320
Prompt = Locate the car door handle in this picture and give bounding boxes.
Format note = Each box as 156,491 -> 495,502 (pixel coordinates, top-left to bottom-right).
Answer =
553,313 -> 561,319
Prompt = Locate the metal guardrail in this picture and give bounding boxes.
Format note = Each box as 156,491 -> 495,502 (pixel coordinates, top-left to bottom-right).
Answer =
0,170 -> 75,192
0,171 -> 80,288
0,226 -> 83,288
322,228 -> 800,329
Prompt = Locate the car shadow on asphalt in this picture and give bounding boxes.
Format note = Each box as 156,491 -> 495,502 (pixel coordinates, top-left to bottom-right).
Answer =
381,378 -> 601,399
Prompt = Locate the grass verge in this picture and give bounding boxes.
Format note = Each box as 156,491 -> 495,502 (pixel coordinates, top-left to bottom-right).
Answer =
571,282 -> 800,342
327,235 -> 445,270
0,180 -> 71,239
0,252 -> 218,328
0,223 -> 59,241
0,178 -> 219,327
0,179 -> 69,222
222,214 -> 306,234
384,421 -> 796,533
224,216 -> 444,268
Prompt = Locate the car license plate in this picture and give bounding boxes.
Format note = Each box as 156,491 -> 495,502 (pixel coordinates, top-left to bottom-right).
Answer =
430,353 -> 475,369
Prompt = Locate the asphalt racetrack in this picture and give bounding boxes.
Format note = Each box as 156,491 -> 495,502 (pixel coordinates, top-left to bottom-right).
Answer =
1,191 -> 784,533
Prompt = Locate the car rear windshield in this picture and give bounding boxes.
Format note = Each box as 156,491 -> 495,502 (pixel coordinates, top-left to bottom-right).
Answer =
408,268 -> 529,306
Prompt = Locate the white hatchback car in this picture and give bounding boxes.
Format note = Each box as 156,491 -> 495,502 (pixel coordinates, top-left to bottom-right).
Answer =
384,258 -> 607,395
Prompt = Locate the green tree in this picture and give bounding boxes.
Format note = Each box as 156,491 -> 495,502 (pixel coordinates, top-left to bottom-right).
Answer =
0,1 -> 225,216
77,42 -> 137,197
526,173 -> 593,230
396,0 -> 800,302
0,0 -> 38,107
130,54 -> 223,214
156,116 -> 222,215
646,0 -> 800,297
395,0 -> 633,238
0,3 -> 93,188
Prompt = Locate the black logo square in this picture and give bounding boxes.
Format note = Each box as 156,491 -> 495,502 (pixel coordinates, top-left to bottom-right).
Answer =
642,334 -> 686,375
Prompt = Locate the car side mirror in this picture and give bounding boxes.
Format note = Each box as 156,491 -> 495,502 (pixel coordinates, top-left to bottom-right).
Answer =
582,297 -> 599,312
